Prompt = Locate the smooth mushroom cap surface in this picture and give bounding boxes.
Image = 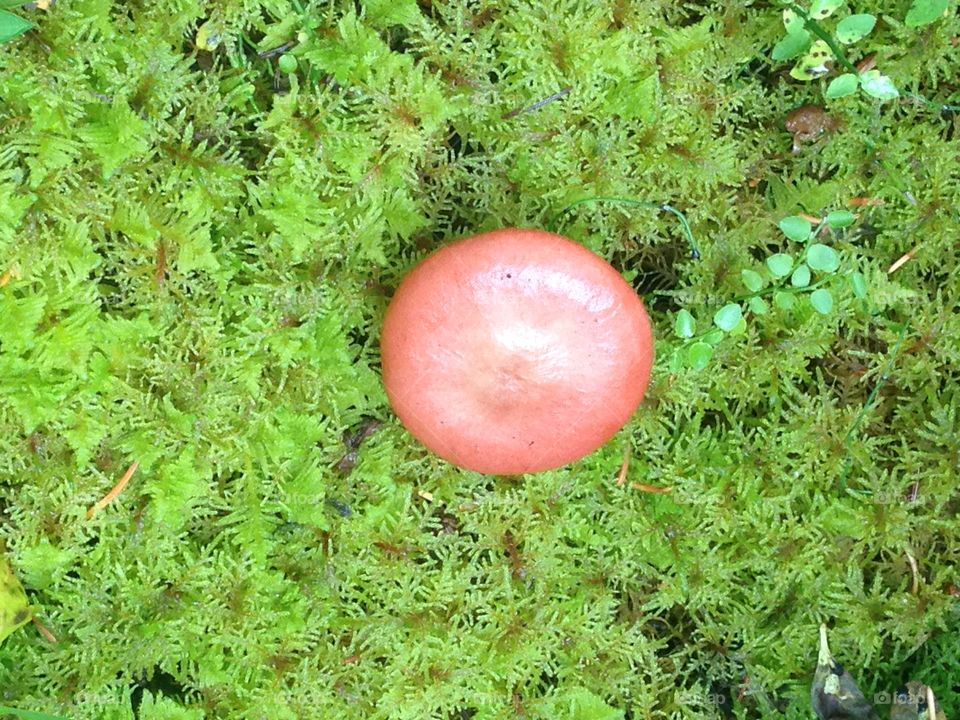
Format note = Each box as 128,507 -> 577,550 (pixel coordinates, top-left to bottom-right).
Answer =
380,228 -> 654,474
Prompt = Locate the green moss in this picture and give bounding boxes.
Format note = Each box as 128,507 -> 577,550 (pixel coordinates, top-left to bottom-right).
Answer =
1,1 -> 958,718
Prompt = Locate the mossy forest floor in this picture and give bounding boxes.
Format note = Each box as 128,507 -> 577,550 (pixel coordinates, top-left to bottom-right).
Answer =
1,1 -> 959,719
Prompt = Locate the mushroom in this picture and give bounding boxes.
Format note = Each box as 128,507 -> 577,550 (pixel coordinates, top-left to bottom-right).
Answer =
380,228 -> 654,474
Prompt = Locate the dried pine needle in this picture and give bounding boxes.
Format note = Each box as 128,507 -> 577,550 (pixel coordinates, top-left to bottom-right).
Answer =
32,616 -> 58,643
888,249 -> 917,274
631,483 -> 673,493
905,550 -> 920,595
86,461 -> 139,520
616,445 -> 631,486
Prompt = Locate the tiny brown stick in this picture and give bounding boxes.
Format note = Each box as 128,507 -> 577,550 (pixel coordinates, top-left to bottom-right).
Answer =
631,483 -> 672,493
0,263 -> 20,288
888,249 -> 917,274
33,616 -> 58,643
616,445 -> 630,486
905,550 -> 919,595
855,54 -> 876,73
906,481 -> 920,503
87,461 -> 139,520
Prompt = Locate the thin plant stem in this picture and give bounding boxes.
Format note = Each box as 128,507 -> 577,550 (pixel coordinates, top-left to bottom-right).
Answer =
550,196 -> 701,259
838,319 -> 912,488
904,92 -> 960,112
789,4 -> 859,74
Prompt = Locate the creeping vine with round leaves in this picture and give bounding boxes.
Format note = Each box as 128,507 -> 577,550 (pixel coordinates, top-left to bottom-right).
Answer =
771,0 -> 955,105
669,210 -> 869,372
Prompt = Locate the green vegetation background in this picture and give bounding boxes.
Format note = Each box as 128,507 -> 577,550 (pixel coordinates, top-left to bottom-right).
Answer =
0,1 -> 958,718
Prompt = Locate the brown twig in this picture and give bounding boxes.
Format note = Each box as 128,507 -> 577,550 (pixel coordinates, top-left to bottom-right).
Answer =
32,616 -> 58,643
87,461 -> 139,520
631,483 -> 672,493
906,481 -> 920,503
855,53 -> 876,73
616,445 -> 630,486
888,248 -> 918,274
905,550 -> 919,595
0,263 -> 20,288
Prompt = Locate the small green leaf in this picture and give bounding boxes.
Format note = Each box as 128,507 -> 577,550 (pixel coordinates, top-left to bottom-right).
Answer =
848,271 -> 869,299
826,210 -> 856,228
767,253 -> 794,278
790,63 -> 827,81
836,14 -> 876,44
791,264 -> 811,287
807,243 -> 840,272
741,269 -> 764,293
783,8 -> 804,34
772,29 -> 811,61
669,350 -> 685,373
905,0 -> 948,27
702,329 -> 725,345
674,309 -> 696,339
779,216 -> 812,241
805,40 -> 832,65
686,342 -> 713,371
860,70 -> 899,100
825,73 -> 859,99
728,317 -> 748,336
810,0 -> 842,19
748,296 -> 770,315
0,9 -> 32,43
713,303 -> 743,332
195,20 -> 224,50
790,40 -> 832,81
774,291 -> 796,310
810,288 -> 834,314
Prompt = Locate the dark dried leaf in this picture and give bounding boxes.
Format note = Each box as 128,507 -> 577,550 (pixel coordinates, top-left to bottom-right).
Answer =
811,624 -> 879,720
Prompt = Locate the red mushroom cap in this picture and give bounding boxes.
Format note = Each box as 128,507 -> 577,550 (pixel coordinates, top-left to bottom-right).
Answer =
380,228 -> 654,474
